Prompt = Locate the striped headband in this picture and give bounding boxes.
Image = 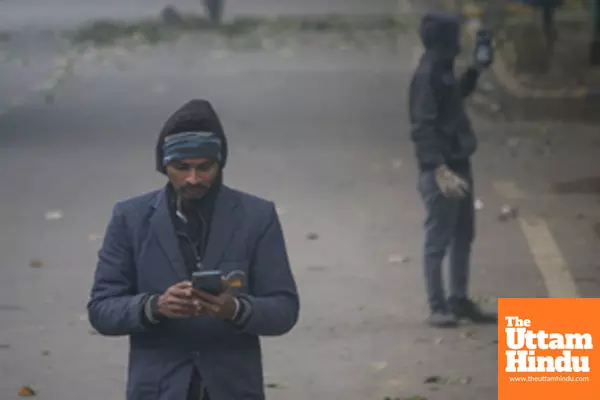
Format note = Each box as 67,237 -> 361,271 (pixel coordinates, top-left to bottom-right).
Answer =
162,131 -> 223,166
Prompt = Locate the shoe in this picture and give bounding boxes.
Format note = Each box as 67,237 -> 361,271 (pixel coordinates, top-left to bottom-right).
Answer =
427,310 -> 458,328
449,297 -> 497,324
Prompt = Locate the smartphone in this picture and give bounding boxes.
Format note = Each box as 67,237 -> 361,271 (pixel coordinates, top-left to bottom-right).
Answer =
192,270 -> 224,296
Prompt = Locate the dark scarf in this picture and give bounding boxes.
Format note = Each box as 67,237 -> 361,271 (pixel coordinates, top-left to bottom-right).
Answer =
166,174 -> 222,270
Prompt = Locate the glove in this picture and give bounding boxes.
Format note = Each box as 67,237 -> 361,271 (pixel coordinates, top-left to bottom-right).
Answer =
434,165 -> 469,198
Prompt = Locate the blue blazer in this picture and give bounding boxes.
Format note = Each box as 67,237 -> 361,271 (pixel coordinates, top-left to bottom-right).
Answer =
87,186 -> 300,400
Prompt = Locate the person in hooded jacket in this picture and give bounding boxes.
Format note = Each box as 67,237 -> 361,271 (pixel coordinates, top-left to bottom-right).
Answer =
409,12 -> 497,328
87,99 -> 299,400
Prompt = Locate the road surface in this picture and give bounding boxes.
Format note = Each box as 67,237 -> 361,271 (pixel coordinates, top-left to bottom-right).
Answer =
0,3 -> 598,400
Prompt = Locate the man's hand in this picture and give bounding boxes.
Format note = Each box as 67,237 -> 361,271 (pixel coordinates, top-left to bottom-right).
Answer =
434,165 -> 469,198
192,283 -> 238,321
156,281 -> 200,318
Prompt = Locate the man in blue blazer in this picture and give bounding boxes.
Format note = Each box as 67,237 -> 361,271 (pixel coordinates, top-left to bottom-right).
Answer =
87,99 -> 300,400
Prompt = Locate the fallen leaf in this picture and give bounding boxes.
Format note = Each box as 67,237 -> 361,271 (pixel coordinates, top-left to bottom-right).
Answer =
423,376 -> 443,384
29,259 -> 44,268
44,210 -> 63,220
391,158 -> 403,169
306,232 -> 319,240
424,375 -> 471,385
388,254 -> 410,264
275,207 -> 286,216
498,205 -> 518,221
41,350 -> 50,356
265,382 -> 285,389
371,361 -> 388,371
460,330 -> 475,339
18,386 -> 36,397
448,376 -> 472,385
474,198 -> 484,211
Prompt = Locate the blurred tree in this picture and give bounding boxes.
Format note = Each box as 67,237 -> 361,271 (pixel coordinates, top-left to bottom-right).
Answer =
204,0 -> 225,24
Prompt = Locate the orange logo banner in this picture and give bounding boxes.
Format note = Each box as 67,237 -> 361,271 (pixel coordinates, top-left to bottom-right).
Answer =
498,298 -> 600,399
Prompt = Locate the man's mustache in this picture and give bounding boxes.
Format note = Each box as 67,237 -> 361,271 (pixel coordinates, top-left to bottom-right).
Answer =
178,183 -> 210,193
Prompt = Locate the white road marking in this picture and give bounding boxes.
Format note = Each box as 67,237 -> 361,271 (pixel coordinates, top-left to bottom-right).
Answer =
493,180 -> 580,298
518,216 -> 580,298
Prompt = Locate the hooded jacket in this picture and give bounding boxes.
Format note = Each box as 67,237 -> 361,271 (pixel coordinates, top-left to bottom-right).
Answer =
88,99 -> 299,400
409,11 -> 480,172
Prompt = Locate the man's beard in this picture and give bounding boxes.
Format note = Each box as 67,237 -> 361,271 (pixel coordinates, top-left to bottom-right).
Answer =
176,182 -> 211,200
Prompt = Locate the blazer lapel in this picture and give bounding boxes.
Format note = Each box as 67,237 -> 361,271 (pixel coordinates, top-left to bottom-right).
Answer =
202,186 -> 241,270
149,188 -> 189,281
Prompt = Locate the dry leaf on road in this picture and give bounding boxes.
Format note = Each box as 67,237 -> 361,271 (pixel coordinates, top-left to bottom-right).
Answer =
498,205 -> 518,221
44,210 -> 63,220
29,259 -> 44,268
371,361 -> 388,371
88,233 -> 103,241
18,386 -> 36,397
474,198 -> 484,211
265,382 -> 286,389
388,254 -> 410,264
306,232 -> 319,240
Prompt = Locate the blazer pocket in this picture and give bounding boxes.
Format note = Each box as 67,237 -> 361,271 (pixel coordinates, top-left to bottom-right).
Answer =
218,260 -> 251,294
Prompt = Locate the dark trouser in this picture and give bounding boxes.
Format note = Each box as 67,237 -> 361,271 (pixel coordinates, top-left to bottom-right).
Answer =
418,168 -> 475,312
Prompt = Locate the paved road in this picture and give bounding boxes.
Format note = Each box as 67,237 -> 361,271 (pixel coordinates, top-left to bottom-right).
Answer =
0,4 -> 598,400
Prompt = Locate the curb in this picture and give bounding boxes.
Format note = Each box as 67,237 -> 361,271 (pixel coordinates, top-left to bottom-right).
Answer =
452,1 -> 599,100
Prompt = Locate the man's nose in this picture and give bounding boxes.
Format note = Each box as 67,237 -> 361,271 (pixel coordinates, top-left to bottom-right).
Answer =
185,170 -> 202,185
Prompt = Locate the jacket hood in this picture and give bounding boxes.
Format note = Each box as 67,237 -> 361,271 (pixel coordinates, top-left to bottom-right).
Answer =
156,99 -> 229,174
419,11 -> 462,59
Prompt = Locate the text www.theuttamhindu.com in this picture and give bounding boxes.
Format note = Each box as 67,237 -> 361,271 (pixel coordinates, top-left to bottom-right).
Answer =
508,376 -> 590,383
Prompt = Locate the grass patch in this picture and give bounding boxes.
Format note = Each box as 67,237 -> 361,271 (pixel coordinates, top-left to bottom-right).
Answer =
69,13 -> 415,47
